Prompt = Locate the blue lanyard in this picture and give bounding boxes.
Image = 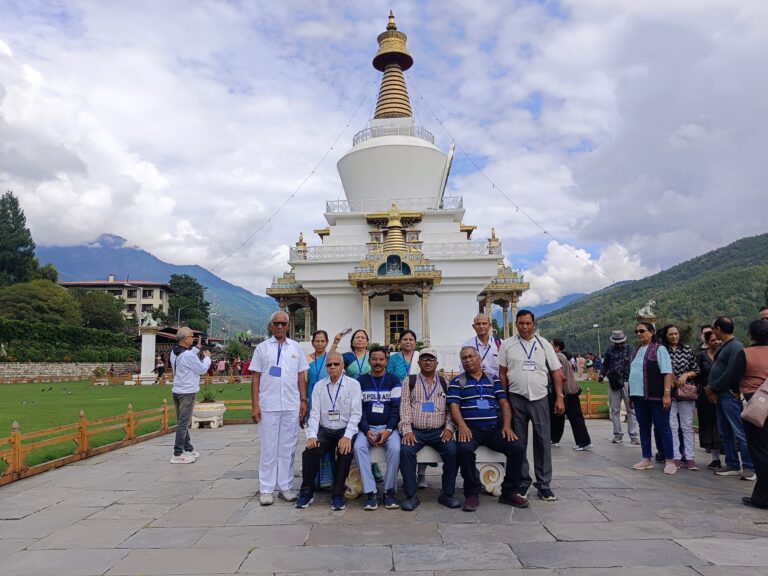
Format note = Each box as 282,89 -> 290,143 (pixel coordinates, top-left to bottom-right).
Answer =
469,376 -> 486,400
519,338 -> 537,360
419,374 -> 439,401
275,342 -> 283,365
355,353 -> 368,375
327,376 -> 343,411
371,374 -> 386,402
403,352 -> 414,375
476,337 -> 492,362
313,353 -> 326,380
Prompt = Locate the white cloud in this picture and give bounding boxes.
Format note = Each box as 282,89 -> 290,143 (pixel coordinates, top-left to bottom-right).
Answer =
1,0 -> 766,306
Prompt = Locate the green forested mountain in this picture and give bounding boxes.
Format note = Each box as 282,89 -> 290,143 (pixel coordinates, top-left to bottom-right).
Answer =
536,233 -> 768,354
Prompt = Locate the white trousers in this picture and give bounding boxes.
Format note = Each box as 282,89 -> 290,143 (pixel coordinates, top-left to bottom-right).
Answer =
670,399 -> 696,461
258,409 -> 299,493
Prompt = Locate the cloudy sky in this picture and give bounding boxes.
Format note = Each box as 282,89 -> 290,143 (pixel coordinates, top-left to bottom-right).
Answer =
1,0 -> 766,306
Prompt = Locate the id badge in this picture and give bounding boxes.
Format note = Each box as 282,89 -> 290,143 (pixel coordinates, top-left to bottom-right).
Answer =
421,401 -> 435,413
476,399 -> 490,409
269,366 -> 282,377
328,410 -> 340,421
522,360 -> 536,371
371,403 -> 385,414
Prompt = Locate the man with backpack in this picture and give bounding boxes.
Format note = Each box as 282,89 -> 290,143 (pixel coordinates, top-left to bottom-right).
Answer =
599,330 -> 639,444
399,348 -> 460,511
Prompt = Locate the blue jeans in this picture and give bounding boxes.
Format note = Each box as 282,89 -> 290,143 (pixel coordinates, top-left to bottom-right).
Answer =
399,428 -> 458,498
631,396 -> 673,460
716,394 -> 754,470
172,393 -> 196,456
353,425 -> 400,493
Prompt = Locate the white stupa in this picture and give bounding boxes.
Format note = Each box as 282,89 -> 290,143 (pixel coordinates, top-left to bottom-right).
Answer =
268,11 -> 528,367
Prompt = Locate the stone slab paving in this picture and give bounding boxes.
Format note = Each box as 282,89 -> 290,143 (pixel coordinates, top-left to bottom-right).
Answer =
0,420 -> 766,575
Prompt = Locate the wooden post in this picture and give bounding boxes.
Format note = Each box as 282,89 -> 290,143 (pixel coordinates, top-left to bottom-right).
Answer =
77,410 -> 89,454
585,388 -> 592,417
161,399 -> 169,431
10,421 -> 21,475
126,404 -> 135,440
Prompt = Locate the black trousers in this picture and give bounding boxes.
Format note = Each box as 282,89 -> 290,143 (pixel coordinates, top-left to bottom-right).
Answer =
549,393 -> 592,447
745,420 -> 768,505
300,427 -> 356,498
456,425 -> 525,497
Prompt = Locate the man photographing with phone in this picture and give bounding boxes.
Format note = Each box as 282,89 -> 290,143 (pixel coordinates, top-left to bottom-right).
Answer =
169,327 -> 211,464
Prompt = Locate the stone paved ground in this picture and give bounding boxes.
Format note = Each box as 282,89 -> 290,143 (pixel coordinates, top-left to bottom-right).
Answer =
1,420 -> 767,576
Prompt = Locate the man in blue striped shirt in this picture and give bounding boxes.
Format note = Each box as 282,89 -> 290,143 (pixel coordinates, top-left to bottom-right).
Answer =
448,346 -> 527,511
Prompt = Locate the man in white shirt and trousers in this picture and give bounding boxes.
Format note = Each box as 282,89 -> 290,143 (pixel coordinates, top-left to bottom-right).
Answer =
250,310 -> 309,505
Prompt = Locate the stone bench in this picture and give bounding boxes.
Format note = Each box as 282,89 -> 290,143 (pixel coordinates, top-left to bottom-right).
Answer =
345,444 -> 505,498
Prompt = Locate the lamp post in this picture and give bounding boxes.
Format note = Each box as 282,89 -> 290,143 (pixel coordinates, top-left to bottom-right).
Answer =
209,311 -> 219,338
593,323 -> 601,358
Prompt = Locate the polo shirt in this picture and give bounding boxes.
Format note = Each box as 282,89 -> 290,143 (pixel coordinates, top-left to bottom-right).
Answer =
459,336 -> 500,376
446,373 -> 505,429
250,336 -> 309,412
498,334 -> 561,401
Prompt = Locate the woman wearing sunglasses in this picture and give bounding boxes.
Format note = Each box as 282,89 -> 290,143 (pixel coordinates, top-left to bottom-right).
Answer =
628,321 -> 676,474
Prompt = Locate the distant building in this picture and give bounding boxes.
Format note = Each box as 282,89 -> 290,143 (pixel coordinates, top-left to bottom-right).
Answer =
60,274 -> 174,319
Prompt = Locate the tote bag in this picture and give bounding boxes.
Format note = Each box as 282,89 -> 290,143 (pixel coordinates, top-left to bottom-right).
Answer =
742,377 -> 768,428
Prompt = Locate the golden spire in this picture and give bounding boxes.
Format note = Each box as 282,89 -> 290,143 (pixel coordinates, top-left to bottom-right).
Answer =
372,11 -> 413,119
383,204 -> 407,252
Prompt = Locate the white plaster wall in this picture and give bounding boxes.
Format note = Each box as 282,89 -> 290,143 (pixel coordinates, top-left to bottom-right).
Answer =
314,292 -> 362,346
369,294 -> 422,345
338,137 -> 447,204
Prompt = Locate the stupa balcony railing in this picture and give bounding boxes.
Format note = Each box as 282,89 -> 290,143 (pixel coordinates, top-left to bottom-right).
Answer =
290,239 -> 497,262
353,124 -> 435,146
422,241 -> 498,258
326,196 -> 463,214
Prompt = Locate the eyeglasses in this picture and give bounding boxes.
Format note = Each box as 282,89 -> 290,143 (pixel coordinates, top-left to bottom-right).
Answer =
271,321 -> 288,327
326,362 -> 342,367
419,357 -> 437,362
635,329 -> 648,334
460,355 -> 478,362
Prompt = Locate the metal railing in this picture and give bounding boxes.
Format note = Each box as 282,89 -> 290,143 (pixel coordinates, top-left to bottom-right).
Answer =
290,240 -> 495,261
422,241 -> 494,258
353,124 -> 435,146
325,196 -> 463,214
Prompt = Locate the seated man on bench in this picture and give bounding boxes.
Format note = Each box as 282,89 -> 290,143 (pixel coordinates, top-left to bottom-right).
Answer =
449,346 -> 528,511
399,348 -> 461,511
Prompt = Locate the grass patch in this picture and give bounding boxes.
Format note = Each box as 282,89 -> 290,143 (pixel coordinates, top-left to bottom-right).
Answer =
0,380 -> 253,474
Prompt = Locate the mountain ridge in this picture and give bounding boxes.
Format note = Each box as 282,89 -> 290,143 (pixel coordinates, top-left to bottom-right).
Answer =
36,234 -> 277,337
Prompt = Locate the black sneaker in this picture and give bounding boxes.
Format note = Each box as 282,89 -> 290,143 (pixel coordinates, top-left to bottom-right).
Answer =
437,494 -> 461,509
537,488 -> 557,502
654,452 -> 665,463
707,459 -> 722,470
400,496 -> 420,511
499,492 -> 529,508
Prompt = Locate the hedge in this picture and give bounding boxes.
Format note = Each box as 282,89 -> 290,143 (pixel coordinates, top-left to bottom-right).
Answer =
0,318 -> 139,362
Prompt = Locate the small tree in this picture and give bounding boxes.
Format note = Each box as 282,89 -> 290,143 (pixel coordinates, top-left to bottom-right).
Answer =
0,280 -> 82,325
71,288 -> 126,332
0,191 -> 36,287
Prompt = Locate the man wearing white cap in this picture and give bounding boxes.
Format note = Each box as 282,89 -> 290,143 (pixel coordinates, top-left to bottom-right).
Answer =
599,329 -> 639,444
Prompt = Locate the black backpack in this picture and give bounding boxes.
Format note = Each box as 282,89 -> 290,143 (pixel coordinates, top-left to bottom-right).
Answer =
408,374 -> 448,393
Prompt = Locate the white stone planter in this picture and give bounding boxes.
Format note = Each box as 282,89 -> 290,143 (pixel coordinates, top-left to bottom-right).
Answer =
191,401 -> 226,429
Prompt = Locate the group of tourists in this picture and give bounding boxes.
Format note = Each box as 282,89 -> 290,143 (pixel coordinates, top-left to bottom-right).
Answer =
598,309 -> 768,509
166,306 -> 768,513
245,309 -> 566,512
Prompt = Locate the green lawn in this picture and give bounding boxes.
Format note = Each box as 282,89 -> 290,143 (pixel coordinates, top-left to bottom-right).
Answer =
0,380 -> 253,472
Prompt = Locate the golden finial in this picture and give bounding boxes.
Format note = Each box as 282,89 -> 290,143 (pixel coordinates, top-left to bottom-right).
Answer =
298,232 -> 304,244
372,11 -> 413,119
383,203 -> 407,252
387,10 -> 397,30
491,228 -> 497,241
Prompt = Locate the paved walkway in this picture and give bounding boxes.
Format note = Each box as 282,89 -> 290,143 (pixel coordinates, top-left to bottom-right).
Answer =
1,420 -> 767,576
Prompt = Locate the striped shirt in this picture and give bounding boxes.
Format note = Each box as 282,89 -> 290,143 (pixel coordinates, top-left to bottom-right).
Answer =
399,373 -> 455,436
446,373 -> 505,430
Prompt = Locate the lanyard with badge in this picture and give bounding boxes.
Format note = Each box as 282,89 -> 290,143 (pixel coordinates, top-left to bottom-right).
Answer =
404,352 -> 415,376
519,338 -> 537,371
370,375 -> 386,413
419,374 -> 439,413
355,353 -> 368,375
327,376 -> 343,421
472,376 -> 491,409
269,343 -> 283,377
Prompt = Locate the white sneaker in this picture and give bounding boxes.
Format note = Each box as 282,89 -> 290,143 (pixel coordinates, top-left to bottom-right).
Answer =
259,493 -> 274,506
184,450 -> 199,459
279,490 -> 298,502
573,444 -> 593,451
551,442 -> 560,448
170,454 -> 195,464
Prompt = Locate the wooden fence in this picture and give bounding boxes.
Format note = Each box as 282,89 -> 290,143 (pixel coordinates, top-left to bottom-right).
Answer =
0,401 -> 171,486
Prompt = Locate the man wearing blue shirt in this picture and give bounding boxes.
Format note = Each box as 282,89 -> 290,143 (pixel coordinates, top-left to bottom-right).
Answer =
353,346 -> 401,510
448,346 -> 528,511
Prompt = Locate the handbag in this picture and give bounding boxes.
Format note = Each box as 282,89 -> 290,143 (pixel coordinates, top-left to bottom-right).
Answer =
742,377 -> 768,428
676,381 -> 699,401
